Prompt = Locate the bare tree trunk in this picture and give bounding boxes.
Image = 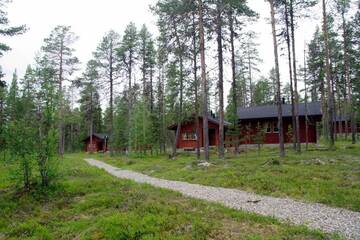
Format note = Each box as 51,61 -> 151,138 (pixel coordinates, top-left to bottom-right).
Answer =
171,25 -> 184,158
247,43 -> 253,106
229,10 -> 239,155
216,0 -> 225,159
127,48 -> 134,155
109,40 -> 115,156
331,69 -> 337,141
192,12 -> 201,160
342,12 -> 356,144
150,66 -> 154,113
304,49 -> 309,150
338,95 -> 343,137
160,68 -> 166,153
58,39 -> 65,156
290,0 -> 301,152
199,0 -> 209,161
142,40 -> 147,154
268,0 -> 285,158
322,0 -> 335,148
284,1 -> 296,149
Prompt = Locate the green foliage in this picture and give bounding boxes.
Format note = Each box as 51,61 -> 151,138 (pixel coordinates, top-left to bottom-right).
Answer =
253,76 -> 274,105
41,26 -> 79,79
6,70 -> 20,121
35,57 -> 59,187
93,30 -> 121,79
0,0 -> 26,57
6,119 -> 36,189
3,69 -> 37,189
131,100 -> 154,154
78,60 -> 103,142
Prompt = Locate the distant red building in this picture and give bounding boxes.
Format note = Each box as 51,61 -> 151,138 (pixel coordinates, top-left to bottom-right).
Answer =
232,102 -> 322,145
169,102 -> 359,150
168,116 -> 229,149
84,133 -> 109,152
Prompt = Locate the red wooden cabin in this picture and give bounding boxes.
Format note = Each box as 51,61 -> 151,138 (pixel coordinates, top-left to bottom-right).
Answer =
168,116 -> 230,149
232,102 -> 322,145
334,116 -> 360,134
84,133 -> 109,152
169,102 -> 359,150
231,102 -> 360,145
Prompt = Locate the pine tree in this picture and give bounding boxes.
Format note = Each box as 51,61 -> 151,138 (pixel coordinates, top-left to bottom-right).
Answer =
35,57 -> 58,187
41,25 -> 79,156
77,60 -> 102,152
322,0 -> 335,148
5,69 -> 36,190
198,0 -> 210,161
118,22 -> 139,155
336,0 -> 356,144
268,0 -> 285,158
253,76 -> 274,105
6,70 -> 20,121
94,30 -> 121,155
153,0 -> 191,158
239,31 -> 262,105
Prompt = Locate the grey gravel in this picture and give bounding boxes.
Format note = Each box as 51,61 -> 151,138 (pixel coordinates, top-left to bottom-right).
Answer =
85,158 -> 360,239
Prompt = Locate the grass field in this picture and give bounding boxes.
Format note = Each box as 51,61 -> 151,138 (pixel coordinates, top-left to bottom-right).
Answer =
97,141 -> 360,212
0,154 -> 341,239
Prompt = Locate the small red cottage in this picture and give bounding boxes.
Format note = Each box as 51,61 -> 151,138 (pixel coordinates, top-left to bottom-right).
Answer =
84,133 -> 109,152
168,116 -> 229,149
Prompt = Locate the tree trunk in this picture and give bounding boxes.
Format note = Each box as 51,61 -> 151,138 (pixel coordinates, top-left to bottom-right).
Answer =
304,49 -> 309,150
58,39 -> 65,156
284,1 -> 297,149
216,0 -> 225,159
268,0 -> 285,158
128,48 -> 134,155
109,40 -> 114,156
172,24 -> 184,158
150,66 -> 154,113
142,41 -> 147,153
247,42 -> 254,106
192,12 -> 201,160
322,0 -> 335,148
199,0 -> 209,161
229,11 -> 239,155
342,12 -> 356,144
290,0 -> 301,153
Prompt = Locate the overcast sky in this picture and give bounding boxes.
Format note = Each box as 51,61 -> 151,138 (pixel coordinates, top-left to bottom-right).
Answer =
0,0 -> 349,106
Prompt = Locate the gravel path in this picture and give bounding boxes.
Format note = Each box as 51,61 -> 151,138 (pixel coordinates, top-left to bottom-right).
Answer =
85,158 -> 360,239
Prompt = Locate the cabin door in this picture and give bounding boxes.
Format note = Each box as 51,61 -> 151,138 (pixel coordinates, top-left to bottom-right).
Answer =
209,129 -> 216,146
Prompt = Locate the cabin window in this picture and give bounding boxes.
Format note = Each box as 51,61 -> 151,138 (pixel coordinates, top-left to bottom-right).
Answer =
273,122 -> 279,133
183,131 -> 197,140
266,123 -> 271,133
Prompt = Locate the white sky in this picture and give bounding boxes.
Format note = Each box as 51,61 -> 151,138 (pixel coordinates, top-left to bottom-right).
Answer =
0,0 -> 355,107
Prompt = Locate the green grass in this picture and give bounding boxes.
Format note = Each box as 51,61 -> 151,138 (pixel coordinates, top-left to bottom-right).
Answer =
0,154 -> 340,239
97,141 -> 360,212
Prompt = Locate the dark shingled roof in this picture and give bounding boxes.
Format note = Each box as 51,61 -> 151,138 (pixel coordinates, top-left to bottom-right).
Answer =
237,102 -> 322,120
83,133 -> 109,142
168,116 -> 230,130
93,133 -> 109,140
